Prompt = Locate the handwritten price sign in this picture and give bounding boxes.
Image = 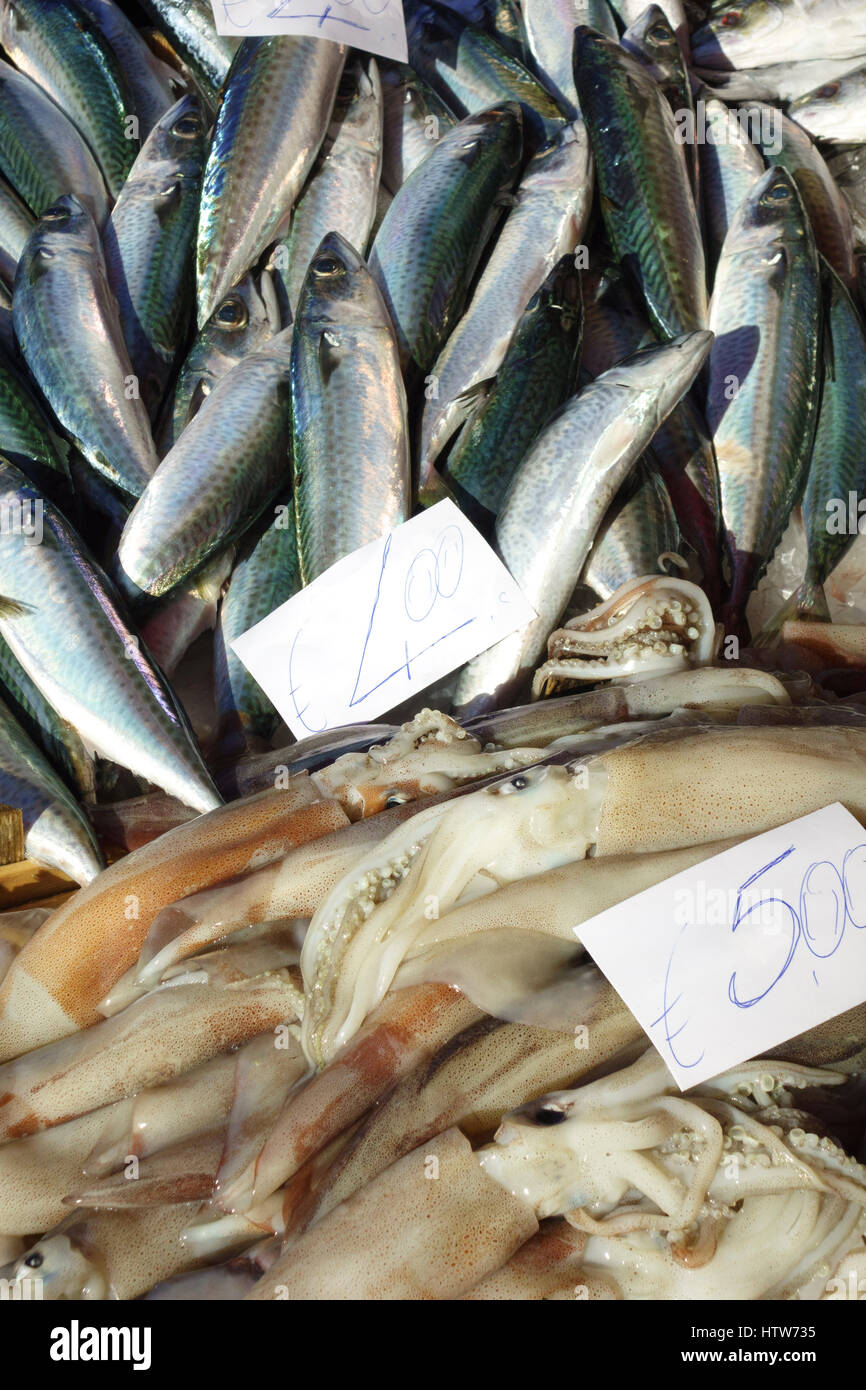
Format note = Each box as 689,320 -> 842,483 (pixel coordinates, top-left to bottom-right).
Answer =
231,500 -> 536,737
211,0 -> 408,61
578,803 -> 866,1089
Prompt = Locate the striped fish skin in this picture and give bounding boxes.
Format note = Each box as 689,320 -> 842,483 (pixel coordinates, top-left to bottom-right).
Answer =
404,0 -> 566,149
574,28 -> 707,341
292,233 -> 409,585
196,35 -> 346,328
0,176 -> 33,288
692,0 -> 866,69
418,118 -> 592,482
795,262 -> 866,613
789,65 -> 866,143
13,196 -> 160,499
452,329 -> 714,716
0,346 -> 71,493
753,104 -> 857,292
160,271 -> 280,455
523,0 -> 619,118
104,94 -> 207,420
273,58 -> 383,322
698,95 -> 765,280
424,257 -> 583,526
0,58 -> 109,224
380,63 -> 458,195
77,0 -> 184,139
214,498 -> 302,756
0,0 -> 139,199
581,460 -> 680,603
0,691 -> 103,884
117,328 -> 294,600
137,0 -> 239,106
0,461 -> 220,813
369,104 -> 523,380
580,266 -> 724,607
622,4 -> 699,205
706,166 -> 822,635
0,631 -> 94,799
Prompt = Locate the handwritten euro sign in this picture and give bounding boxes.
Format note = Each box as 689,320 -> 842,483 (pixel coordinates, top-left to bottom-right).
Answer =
230,500 -> 536,738
577,804 -> 866,1089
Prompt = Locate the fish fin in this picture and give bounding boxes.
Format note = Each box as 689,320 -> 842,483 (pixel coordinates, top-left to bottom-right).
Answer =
0,596 -> 33,619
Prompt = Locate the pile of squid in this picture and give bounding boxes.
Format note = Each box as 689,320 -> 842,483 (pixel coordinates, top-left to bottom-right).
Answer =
2,636 -> 866,1301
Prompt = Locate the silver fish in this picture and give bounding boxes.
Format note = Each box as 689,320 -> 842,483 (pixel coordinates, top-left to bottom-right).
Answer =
13,196 -> 160,498
418,119 -> 593,483
272,58 -> 383,321
196,35 -> 346,327
292,233 -> 409,585
0,461 -> 220,812
0,691 -> 103,884
452,330 -> 714,715
117,328 -> 294,600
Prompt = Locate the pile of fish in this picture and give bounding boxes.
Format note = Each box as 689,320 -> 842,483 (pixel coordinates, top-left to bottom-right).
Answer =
1,0 -> 866,1300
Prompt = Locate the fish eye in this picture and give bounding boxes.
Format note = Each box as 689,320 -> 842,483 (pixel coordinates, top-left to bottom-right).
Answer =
172,113 -> 202,138
160,178 -> 181,198
720,9 -> 741,24
24,1252 -> 44,1268
535,1104 -> 567,1125
815,83 -> 840,99
763,182 -> 791,202
648,22 -> 670,40
41,204 -> 70,223
311,254 -> 344,278
214,295 -> 248,329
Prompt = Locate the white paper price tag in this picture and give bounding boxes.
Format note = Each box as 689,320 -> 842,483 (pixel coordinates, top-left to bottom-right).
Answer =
211,0 -> 408,61
231,500 -> 536,738
578,803 -> 866,1089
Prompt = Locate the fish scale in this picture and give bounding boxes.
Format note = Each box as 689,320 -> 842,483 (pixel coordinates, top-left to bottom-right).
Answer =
707,166 -> 822,634
0,0 -> 138,198
0,461 -> 220,813
292,233 -> 409,585
14,195 -> 160,500
0,58 -> 108,223
369,104 -> 523,379
105,94 -> 206,419
575,27 -> 707,341
196,35 -> 346,328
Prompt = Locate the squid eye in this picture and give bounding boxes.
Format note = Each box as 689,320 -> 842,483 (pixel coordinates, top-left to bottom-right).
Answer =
172,113 -> 202,138
815,83 -> 840,99
384,791 -> 410,808
214,295 -> 248,329
311,254 -> 344,278
720,9 -> 741,24
510,774 -> 529,789
535,1105 -> 567,1125
24,1252 -> 44,1268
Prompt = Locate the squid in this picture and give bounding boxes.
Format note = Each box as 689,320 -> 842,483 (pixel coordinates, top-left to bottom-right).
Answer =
300,724 -> 866,1068
0,778 -> 347,1060
477,1050 -> 866,1300
0,971 -> 302,1142
532,576 -> 719,695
